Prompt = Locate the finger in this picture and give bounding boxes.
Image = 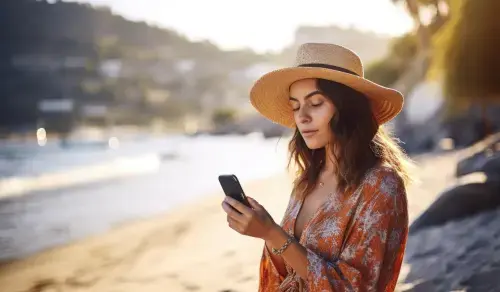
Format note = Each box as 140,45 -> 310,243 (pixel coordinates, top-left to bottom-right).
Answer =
247,197 -> 262,210
224,196 -> 251,216
227,215 -> 239,226
227,216 -> 244,233
222,201 -> 245,221
227,213 -> 244,225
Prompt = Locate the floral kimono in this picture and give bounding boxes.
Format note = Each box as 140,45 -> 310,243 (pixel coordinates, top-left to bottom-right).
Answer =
259,165 -> 408,292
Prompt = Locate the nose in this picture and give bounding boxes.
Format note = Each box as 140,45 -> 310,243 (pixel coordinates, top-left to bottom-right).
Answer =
297,107 -> 311,125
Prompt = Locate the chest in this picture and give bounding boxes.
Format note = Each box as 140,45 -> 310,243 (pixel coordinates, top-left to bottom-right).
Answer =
293,189 -> 334,241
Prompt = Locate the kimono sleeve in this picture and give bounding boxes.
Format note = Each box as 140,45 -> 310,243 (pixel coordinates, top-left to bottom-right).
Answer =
258,244 -> 285,291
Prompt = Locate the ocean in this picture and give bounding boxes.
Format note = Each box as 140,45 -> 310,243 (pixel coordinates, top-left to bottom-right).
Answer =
0,133 -> 290,260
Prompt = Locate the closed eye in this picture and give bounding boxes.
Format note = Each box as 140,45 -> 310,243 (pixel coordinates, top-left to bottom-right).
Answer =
291,102 -> 322,111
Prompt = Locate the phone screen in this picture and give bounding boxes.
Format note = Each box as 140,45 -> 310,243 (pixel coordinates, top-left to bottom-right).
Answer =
218,174 -> 251,207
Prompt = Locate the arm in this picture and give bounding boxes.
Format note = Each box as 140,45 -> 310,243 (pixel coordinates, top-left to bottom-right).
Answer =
264,240 -> 288,276
260,192 -> 298,283
221,195 -> 289,289
257,240 -> 287,291
264,171 -> 408,291
222,170 -> 408,291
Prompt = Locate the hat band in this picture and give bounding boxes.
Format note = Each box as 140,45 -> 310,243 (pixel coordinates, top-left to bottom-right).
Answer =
298,63 -> 359,77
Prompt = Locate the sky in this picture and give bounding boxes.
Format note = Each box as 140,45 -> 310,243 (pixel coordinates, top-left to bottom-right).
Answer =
68,0 -> 415,53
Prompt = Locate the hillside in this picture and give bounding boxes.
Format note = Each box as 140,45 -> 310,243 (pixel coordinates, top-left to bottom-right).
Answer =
0,0 -> 268,132
0,0 -> 252,61
274,25 -> 392,66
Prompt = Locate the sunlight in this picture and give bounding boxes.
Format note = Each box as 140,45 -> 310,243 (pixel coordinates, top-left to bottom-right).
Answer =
69,0 -> 414,53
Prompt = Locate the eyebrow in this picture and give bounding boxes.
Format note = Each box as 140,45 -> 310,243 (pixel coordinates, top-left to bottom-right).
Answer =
289,90 -> 324,101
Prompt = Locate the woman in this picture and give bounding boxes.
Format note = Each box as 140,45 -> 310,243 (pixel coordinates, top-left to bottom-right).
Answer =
221,43 -> 413,291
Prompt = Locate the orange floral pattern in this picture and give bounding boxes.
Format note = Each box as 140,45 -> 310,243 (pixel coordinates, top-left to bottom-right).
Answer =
259,165 -> 408,292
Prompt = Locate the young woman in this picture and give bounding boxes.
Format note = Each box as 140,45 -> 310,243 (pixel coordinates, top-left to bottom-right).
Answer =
221,43 -> 413,291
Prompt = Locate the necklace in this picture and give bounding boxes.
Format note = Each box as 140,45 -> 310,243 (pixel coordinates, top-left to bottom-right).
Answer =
319,181 -> 336,197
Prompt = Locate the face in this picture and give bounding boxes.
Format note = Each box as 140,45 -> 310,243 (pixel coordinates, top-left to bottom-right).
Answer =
289,79 -> 337,149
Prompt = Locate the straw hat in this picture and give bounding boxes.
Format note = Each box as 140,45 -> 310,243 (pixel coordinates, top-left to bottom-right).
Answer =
249,43 -> 404,128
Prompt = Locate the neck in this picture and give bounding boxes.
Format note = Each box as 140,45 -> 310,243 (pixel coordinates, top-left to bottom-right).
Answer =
322,144 -> 337,175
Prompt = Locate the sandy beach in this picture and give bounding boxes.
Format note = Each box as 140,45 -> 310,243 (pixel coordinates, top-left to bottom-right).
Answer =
0,151 -> 468,292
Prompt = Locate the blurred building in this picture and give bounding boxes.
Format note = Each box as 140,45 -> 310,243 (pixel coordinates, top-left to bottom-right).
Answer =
0,0 -> 270,134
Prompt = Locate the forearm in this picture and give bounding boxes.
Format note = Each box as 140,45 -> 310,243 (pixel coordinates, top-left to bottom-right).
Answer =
264,240 -> 288,277
265,224 -> 309,280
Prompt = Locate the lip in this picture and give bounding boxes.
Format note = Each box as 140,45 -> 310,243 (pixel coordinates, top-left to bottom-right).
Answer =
301,130 -> 318,137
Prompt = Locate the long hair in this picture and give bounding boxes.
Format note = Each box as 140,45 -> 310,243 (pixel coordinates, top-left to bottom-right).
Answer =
288,78 -> 413,197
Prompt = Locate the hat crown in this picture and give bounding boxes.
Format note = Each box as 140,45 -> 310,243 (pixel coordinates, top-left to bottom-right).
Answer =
294,43 -> 364,77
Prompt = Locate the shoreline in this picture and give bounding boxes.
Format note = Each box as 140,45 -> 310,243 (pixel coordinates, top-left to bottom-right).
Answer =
0,153 -> 163,198
0,151 -> 465,291
0,172 -> 294,292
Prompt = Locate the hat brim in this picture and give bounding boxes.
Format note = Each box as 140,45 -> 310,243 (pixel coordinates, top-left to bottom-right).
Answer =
249,66 -> 404,128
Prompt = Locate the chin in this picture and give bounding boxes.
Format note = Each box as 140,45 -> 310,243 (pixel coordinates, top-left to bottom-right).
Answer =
304,139 -> 327,150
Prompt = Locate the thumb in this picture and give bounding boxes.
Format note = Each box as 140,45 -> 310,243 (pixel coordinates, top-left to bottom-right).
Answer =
247,197 -> 262,210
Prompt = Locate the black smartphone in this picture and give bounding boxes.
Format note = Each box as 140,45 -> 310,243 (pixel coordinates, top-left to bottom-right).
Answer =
218,174 -> 251,208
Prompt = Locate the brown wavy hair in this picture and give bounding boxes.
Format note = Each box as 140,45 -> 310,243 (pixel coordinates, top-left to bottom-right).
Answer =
288,78 -> 413,197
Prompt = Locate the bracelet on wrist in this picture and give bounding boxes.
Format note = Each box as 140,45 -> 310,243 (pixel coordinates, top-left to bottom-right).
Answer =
271,236 -> 294,255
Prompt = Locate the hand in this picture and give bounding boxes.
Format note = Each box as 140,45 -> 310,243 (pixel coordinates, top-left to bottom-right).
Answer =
221,196 -> 278,240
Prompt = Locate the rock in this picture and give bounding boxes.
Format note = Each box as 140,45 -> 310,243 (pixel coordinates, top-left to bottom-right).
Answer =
397,101 -> 500,155
400,208 -> 500,291
455,132 -> 500,179
399,280 -> 440,292
459,268 -> 500,292
409,181 -> 500,234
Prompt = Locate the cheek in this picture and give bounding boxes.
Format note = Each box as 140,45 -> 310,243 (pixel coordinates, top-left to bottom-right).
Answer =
314,106 -> 335,129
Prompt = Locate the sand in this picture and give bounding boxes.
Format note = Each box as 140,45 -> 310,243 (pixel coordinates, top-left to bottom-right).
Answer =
0,151 -> 466,292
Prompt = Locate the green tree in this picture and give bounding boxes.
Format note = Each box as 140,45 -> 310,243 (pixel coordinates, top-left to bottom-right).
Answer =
440,0 -> 500,110
389,0 -> 451,130
365,33 -> 418,86
212,108 -> 237,126
431,0 -> 500,136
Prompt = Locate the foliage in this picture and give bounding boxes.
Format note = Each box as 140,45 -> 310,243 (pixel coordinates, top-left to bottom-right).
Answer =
365,34 -> 418,86
365,59 -> 403,87
434,0 -> 500,115
212,108 -> 237,126
391,33 -> 419,61
0,0 -> 266,131
427,0 -> 462,80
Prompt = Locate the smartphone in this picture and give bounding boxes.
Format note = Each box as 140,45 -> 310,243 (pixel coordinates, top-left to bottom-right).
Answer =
218,174 -> 251,208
